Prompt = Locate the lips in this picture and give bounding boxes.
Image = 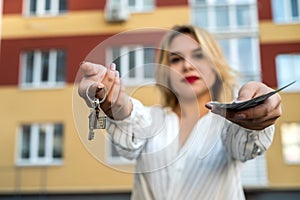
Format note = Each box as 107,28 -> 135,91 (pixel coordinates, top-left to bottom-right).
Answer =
184,76 -> 200,84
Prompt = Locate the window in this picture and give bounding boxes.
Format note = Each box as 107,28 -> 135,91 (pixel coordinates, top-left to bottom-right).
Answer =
241,155 -> 268,186
191,0 -> 261,84
25,0 -> 67,16
21,49 -> 66,88
218,37 -> 261,83
108,0 -> 154,12
17,123 -> 64,166
276,54 -> 300,91
191,0 -> 260,84
281,123 -> 300,164
191,0 -> 258,32
108,46 -> 155,85
272,0 -> 300,23
105,139 -> 134,165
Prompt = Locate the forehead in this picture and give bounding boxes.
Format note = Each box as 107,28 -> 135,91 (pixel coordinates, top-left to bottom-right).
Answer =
168,33 -> 200,52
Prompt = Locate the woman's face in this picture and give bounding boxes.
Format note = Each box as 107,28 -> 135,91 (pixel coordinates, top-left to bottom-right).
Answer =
167,33 -> 217,101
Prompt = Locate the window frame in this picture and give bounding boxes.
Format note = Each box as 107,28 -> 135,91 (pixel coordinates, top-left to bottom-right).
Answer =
190,0 -> 258,33
272,0 -> 300,24
16,123 -> 64,166
23,0 -> 67,17
105,138 -> 135,165
280,122 -> 300,165
106,45 -> 156,86
108,0 -> 155,13
20,49 -> 66,89
190,0 -> 261,84
275,54 -> 300,92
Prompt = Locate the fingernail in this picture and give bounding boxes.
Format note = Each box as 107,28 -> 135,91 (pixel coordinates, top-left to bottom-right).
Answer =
97,83 -> 104,88
235,113 -> 246,119
205,103 -> 213,110
115,71 -> 119,78
110,63 -> 116,71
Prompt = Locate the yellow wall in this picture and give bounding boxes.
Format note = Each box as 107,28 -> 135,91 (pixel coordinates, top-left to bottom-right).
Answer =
259,21 -> 300,43
267,92 -> 300,188
0,84 -> 161,193
2,7 -> 189,39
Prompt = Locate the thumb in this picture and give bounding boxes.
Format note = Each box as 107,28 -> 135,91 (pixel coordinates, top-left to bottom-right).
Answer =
237,82 -> 260,101
80,62 -> 107,77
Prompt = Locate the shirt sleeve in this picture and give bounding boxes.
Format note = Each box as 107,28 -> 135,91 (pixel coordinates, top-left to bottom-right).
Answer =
221,120 -> 275,162
105,98 -> 153,160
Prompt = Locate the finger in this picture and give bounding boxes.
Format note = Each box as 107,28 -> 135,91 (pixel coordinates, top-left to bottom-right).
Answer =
101,76 -> 121,115
234,93 -> 281,120
80,62 -> 107,77
237,82 -> 269,101
96,69 -> 116,99
237,82 -> 259,101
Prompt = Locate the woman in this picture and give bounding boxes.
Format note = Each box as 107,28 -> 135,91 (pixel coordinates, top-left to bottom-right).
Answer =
78,25 -> 281,199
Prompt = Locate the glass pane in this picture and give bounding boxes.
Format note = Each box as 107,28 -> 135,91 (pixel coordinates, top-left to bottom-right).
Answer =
111,143 -> 120,157
29,0 -> 37,14
215,0 -> 227,3
38,125 -> 46,157
53,124 -> 63,158
237,5 -> 251,27
112,48 -> 121,76
272,0 -> 285,22
215,6 -> 229,29
218,39 -> 230,62
56,50 -> 66,82
144,0 -> 154,10
59,0 -> 68,12
45,0 -> 51,11
25,51 -> 34,83
129,0 -> 135,7
129,50 -> 136,78
143,48 -> 155,78
238,38 -> 255,80
276,54 -> 300,90
281,123 -> 300,164
41,51 -> 50,82
194,7 -> 208,29
21,125 -> 31,159
291,0 -> 299,18
194,0 -> 206,4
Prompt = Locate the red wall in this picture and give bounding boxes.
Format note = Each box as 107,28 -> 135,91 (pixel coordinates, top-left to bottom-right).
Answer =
0,35 -> 108,85
0,31 -> 164,85
260,43 -> 300,87
257,0 -> 272,20
3,0 -> 188,15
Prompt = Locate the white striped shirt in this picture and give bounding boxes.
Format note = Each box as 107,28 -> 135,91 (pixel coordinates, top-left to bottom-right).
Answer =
106,98 -> 274,200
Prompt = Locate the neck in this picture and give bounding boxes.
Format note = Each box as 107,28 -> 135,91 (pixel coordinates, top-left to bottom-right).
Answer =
174,91 -> 211,120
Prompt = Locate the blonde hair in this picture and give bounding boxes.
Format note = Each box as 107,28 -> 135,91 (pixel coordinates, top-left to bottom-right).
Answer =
155,25 -> 238,108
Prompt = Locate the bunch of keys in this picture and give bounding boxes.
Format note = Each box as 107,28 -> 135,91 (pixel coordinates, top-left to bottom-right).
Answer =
86,83 -> 108,140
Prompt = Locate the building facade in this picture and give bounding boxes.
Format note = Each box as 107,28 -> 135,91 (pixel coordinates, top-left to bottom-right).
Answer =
0,0 -> 299,198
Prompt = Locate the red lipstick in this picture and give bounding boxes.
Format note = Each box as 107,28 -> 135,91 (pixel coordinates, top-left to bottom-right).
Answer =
184,76 -> 199,84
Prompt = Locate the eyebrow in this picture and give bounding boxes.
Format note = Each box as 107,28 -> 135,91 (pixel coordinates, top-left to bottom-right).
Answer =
168,47 -> 203,56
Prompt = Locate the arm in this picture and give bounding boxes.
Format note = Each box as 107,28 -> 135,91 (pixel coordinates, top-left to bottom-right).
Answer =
78,62 -> 152,160
221,120 -> 274,161
106,98 -> 152,160
208,82 -> 281,161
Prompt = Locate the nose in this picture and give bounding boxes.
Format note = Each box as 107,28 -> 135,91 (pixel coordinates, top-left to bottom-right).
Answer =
182,58 -> 194,72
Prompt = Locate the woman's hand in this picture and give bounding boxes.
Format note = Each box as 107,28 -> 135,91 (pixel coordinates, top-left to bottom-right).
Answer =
78,62 -> 132,120
209,81 -> 282,130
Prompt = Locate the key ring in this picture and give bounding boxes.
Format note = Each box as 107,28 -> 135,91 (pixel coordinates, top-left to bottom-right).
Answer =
86,82 -> 108,106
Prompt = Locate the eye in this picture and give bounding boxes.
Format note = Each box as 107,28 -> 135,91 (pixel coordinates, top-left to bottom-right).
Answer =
170,57 -> 181,64
194,53 -> 204,59
169,55 -> 183,64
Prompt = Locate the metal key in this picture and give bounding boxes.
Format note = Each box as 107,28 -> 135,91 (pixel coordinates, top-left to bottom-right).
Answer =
88,107 -> 97,140
86,83 -> 108,140
95,107 -> 106,129
88,99 -> 107,140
